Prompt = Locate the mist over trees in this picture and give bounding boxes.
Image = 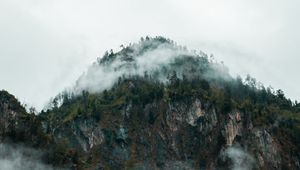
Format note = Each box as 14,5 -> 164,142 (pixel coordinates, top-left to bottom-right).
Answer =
44,37 -> 300,163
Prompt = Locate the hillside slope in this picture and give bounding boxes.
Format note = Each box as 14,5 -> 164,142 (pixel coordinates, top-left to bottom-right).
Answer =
1,37 -> 300,170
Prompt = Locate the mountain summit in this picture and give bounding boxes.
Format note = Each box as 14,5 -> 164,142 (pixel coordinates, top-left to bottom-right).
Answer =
74,36 -> 230,94
1,37 -> 300,170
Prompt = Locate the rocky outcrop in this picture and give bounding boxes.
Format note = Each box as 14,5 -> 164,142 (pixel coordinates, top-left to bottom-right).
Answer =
52,117 -> 104,152
223,111 -> 242,146
186,99 -> 204,126
1,89 -> 298,170
253,129 -> 281,169
165,98 -> 217,132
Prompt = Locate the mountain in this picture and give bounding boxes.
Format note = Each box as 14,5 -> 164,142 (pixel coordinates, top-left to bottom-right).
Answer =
0,90 -> 47,146
1,36 -> 300,170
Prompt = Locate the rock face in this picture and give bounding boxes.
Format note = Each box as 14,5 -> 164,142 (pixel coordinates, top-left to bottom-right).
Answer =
50,117 -> 104,152
39,96 -> 297,169
254,129 -> 281,169
0,37 -> 299,169
1,90 -> 299,170
224,111 -> 242,146
186,99 -> 205,126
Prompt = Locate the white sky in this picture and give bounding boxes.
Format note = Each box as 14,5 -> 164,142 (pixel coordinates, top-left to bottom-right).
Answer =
0,0 -> 299,110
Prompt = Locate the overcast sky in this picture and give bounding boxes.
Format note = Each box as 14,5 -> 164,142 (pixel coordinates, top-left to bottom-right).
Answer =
1,0 -> 299,110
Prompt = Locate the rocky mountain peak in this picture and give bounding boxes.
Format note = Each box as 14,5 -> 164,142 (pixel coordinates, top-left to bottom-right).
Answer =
0,37 -> 300,169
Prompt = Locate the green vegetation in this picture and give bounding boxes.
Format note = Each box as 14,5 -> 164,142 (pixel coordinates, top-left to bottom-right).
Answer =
2,37 -> 299,169
0,90 -> 26,114
41,37 -> 299,168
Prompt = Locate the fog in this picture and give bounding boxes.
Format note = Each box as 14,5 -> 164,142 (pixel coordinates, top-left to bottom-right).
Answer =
0,0 -> 299,110
0,143 -> 56,170
70,38 -> 233,98
73,40 -> 194,94
221,146 -> 256,170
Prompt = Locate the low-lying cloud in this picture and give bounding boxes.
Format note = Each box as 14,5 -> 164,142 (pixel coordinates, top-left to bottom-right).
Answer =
73,40 -> 196,94
1,0 -> 300,111
0,143 -> 56,170
220,146 -> 256,170
69,39 -> 231,99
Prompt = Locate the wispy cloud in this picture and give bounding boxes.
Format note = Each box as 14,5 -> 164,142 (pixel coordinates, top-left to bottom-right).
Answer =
0,143 -> 57,170
220,146 -> 256,170
0,0 -> 299,110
